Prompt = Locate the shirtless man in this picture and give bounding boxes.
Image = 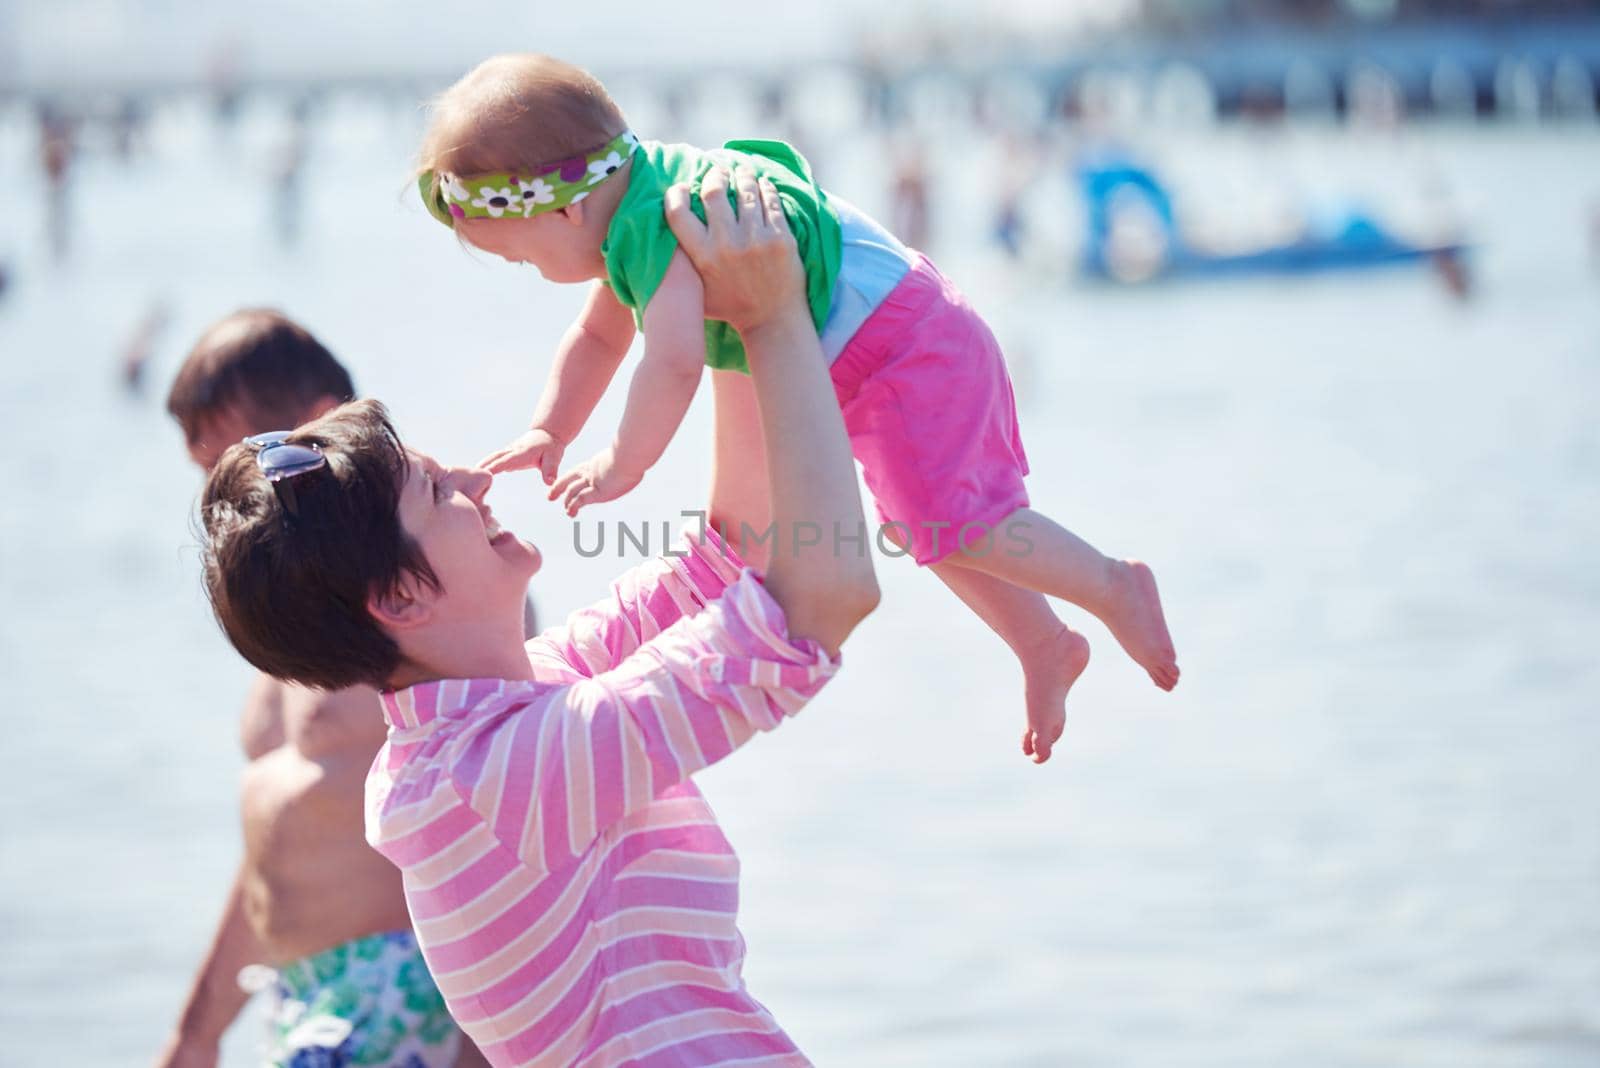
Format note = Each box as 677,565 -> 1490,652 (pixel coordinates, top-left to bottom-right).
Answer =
156,309 -> 491,1068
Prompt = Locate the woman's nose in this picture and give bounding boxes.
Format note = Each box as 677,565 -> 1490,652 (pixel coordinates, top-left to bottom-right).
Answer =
459,466 -> 493,501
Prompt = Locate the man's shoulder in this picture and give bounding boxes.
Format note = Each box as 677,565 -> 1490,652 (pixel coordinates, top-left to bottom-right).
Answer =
240,673 -> 289,759
284,683 -> 386,761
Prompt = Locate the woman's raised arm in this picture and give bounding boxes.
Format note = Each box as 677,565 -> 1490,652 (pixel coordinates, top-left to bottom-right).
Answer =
665,165 -> 878,656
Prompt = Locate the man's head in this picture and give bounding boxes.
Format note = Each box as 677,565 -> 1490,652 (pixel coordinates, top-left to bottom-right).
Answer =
168,309 -> 356,470
201,400 -> 540,691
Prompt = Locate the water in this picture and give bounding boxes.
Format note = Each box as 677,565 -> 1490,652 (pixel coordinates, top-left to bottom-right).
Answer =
0,99 -> 1596,1066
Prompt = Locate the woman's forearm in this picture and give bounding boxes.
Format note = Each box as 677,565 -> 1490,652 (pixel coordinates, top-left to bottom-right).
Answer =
707,369 -> 772,571
662,163 -> 878,653
742,307 -> 878,653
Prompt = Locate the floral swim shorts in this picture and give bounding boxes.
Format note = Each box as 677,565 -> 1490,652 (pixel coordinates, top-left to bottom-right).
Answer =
249,929 -> 462,1068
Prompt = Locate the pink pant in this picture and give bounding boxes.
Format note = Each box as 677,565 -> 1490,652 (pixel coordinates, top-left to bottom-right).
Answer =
829,254 -> 1031,566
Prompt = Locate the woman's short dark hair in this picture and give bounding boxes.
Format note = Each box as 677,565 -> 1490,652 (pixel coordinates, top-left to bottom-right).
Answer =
199,399 -> 438,690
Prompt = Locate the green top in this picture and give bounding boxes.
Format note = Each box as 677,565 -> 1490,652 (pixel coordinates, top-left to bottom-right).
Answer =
601,139 -> 842,374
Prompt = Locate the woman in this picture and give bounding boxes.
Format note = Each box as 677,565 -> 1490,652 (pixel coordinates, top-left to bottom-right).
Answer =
198,165 -> 878,1067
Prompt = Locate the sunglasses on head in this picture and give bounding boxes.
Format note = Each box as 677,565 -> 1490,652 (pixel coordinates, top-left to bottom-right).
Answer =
244,431 -> 327,518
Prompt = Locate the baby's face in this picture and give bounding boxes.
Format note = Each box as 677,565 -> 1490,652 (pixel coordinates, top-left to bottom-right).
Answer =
458,211 -> 600,283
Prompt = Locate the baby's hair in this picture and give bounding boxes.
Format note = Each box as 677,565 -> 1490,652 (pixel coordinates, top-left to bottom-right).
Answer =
419,53 -> 628,197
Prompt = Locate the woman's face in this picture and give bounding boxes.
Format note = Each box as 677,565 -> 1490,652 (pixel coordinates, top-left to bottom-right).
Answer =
394,450 -> 540,624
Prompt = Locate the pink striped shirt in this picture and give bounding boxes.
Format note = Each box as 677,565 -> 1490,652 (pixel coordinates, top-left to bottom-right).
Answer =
365,531 -> 838,1067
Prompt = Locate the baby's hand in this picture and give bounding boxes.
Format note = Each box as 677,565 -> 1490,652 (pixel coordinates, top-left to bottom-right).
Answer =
480,428 -> 567,484
550,446 -> 643,516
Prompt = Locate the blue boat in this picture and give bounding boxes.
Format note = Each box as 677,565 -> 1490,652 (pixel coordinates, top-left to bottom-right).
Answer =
1077,155 -> 1469,283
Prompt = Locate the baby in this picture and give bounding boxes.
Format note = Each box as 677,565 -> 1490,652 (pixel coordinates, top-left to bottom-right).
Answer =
416,54 -> 1178,762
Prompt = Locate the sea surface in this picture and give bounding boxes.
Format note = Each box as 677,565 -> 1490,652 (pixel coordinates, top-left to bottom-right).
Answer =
0,93 -> 1596,1066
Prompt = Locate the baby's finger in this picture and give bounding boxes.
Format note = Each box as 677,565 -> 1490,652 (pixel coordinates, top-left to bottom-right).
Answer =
562,478 -> 593,515
538,450 -> 559,486
508,451 -> 541,472
1021,728 -> 1034,757
560,477 -> 584,512
566,485 -> 597,517
549,468 -> 581,501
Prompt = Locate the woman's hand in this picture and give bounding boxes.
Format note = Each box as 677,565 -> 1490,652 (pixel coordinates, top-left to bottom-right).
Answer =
549,445 -> 643,517
664,160 -> 878,654
664,165 -> 806,339
480,427 -> 567,484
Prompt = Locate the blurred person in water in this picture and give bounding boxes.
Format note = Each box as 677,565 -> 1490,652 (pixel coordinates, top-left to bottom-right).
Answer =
38,101 -> 76,262
157,309 -> 493,1068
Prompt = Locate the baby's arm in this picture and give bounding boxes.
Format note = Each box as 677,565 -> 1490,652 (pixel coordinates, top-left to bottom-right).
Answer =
481,281 -> 635,482
551,250 -> 706,515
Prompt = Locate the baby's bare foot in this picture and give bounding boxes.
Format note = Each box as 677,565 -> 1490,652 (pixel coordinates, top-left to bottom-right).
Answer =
1018,625 -> 1091,764
1101,560 -> 1179,691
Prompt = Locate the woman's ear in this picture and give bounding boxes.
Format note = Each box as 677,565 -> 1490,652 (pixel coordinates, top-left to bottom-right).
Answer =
368,573 -> 435,632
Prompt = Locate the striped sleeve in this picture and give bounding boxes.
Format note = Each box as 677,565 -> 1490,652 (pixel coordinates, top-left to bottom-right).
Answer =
533,526 -> 747,679
453,568 -> 840,877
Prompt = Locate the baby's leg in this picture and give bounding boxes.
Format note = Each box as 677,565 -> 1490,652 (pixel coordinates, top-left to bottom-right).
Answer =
708,369 -> 771,570
930,562 -> 1089,764
944,508 -> 1180,691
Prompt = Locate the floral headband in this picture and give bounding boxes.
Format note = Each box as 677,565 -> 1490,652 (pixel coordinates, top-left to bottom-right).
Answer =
420,130 -> 641,226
